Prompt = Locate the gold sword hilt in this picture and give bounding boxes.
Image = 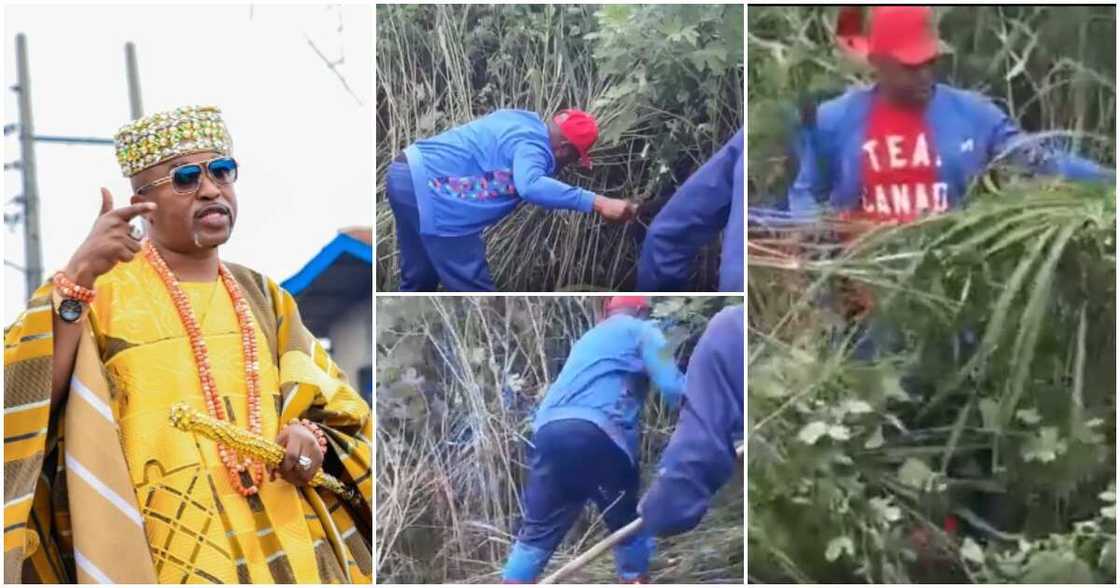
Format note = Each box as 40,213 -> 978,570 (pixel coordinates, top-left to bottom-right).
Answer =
169,402 -> 362,508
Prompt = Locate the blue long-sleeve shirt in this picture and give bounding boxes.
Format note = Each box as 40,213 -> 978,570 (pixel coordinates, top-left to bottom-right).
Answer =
403,110 -> 597,237
640,305 -> 744,536
789,84 -> 1113,218
637,129 -> 745,292
533,313 -> 685,464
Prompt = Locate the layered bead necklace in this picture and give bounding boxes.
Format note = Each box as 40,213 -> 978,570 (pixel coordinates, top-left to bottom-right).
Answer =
143,240 -> 265,496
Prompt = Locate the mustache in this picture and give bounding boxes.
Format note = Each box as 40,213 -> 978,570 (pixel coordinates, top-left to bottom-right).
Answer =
193,203 -> 232,219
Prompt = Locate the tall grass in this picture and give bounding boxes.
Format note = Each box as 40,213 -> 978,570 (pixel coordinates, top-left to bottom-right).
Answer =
376,296 -> 742,583
375,5 -> 743,291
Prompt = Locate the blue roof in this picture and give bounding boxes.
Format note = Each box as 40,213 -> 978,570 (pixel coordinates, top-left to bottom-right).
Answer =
282,232 -> 372,295
282,232 -> 372,337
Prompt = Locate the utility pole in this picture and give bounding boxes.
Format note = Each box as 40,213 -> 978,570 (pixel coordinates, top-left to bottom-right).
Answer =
125,42 -> 143,120
14,33 -> 43,296
6,38 -> 141,300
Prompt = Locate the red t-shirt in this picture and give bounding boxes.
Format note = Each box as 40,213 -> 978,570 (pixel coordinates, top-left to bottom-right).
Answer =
846,95 -> 948,224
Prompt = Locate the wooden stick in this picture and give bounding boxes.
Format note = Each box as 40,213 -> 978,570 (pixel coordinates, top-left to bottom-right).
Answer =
539,518 -> 643,584
539,443 -> 745,584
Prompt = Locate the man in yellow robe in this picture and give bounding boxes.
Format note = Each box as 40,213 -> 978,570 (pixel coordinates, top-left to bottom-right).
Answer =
4,105 -> 372,583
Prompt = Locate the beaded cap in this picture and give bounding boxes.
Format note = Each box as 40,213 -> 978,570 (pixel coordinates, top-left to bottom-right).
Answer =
113,105 -> 232,177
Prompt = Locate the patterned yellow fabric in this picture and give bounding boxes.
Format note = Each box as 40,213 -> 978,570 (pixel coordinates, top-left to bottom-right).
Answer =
3,257 -> 372,584
5,284 -> 51,582
65,320 -> 157,583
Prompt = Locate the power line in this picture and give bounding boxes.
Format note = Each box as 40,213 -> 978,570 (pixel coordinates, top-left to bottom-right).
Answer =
32,135 -> 114,145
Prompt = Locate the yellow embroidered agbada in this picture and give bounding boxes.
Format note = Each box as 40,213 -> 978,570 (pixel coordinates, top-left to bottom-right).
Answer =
4,257 -> 372,584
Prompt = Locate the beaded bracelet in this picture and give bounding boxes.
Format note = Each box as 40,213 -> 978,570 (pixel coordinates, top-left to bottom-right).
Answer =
52,272 -> 96,303
290,419 -> 329,455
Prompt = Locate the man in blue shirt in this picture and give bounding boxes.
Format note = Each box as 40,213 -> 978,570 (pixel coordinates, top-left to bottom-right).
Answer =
639,305 -> 744,536
637,129 -> 744,292
501,296 -> 685,583
778,6 -> 1113,358
789,6 -> 1111,221
387,109 -> 637,291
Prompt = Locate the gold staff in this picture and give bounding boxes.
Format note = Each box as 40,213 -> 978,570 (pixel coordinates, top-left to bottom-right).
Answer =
169,402 -> 362,507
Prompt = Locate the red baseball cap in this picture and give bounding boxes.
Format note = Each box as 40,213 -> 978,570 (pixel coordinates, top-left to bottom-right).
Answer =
603,296 -> 650,316
553,109 -> 599,169
868,6 -> 939,66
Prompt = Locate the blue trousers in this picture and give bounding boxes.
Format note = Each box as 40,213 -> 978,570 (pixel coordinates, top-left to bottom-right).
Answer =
501,419 -> 653,582
386,161 -> 497,291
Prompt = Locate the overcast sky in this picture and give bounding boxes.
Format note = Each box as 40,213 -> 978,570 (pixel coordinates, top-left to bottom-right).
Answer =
3,3 -> 372,324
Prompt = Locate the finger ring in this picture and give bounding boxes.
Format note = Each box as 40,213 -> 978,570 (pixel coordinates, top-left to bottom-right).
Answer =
298,455 -> 312,471
128,218 -> 144,240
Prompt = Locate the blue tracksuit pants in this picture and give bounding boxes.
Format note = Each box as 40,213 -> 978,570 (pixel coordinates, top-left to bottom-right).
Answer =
501,419 -> 653,582
386,160 -> 497,291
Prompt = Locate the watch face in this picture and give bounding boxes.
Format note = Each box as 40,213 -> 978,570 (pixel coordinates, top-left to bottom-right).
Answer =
59,299 -> 83,323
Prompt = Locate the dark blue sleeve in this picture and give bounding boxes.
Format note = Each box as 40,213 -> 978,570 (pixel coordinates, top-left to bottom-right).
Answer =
639,306 -> 744,537
717,152 -> 744,292
512,142 -> 597,212
983,99 -> 1115,182
637,130 -> 742,291
786,126 -> 829,219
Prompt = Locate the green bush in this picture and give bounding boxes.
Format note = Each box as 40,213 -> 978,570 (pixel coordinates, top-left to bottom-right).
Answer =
750,184 -> 1116,583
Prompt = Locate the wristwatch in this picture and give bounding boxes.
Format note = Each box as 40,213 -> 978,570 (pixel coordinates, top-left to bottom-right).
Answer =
52,289 -> 89,324
51,271 -> 95,324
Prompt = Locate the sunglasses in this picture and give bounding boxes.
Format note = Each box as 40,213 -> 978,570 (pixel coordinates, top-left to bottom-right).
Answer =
136,156 -> 239,195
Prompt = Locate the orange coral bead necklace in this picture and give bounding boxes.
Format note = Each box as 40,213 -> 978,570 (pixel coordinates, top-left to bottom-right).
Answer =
143,239 -> 265,496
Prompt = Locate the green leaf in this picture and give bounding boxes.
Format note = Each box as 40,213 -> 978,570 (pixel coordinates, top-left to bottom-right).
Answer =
825,536 -> 855,562
416,107 -> 444,135
828,425 -> 851,441
1015,407 -> 1042,425
1021,551 -> 1096,584
961,537 -> 986,564
1000,221 -> 1080,429
598,4 -> 632,27
750,365 -> 790,399
1100,538 -> 1116,577
869,496 -> 901,523
401,367 -> 425,387
898,458 -> 935,490
842,399 -> 874,415
880,371 -> 909,402
978,398 -> 1001,431
1022,427 -> 1068,463
797,421 -> 829,445
864,425 -> 885,449
595,97 -> 639,146
651,297 -> 685,318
